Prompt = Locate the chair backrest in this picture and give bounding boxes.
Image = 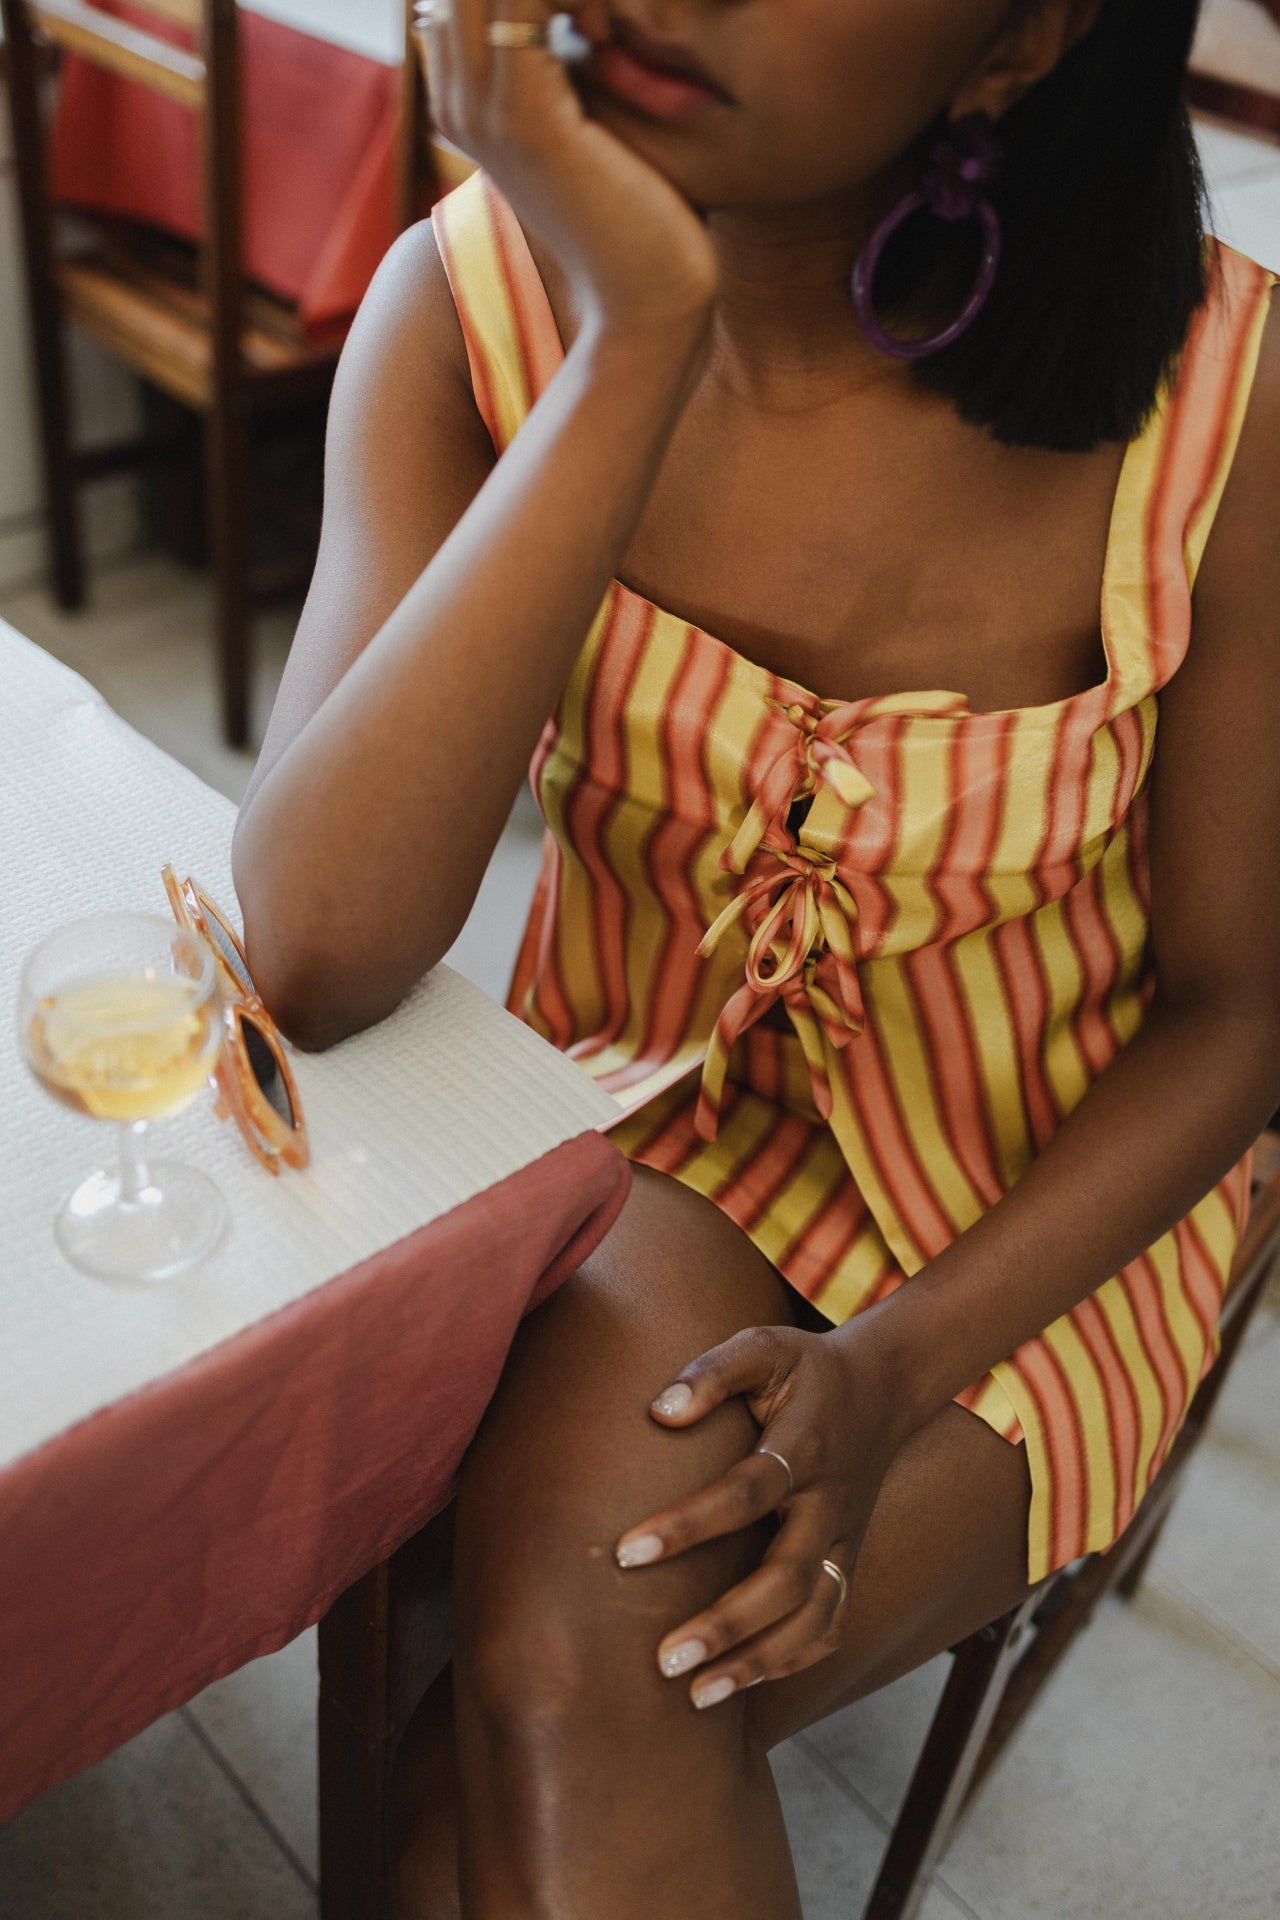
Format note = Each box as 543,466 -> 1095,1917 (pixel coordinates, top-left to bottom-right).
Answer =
24,0 -> 207,107
0,0 -> 244,379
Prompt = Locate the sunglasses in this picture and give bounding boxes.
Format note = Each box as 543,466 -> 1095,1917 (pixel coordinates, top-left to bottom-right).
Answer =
161,865 -> 310,1175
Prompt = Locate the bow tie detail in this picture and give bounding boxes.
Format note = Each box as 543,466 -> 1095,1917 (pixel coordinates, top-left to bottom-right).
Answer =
721,689 -> 968,875
694,687 -> 968,1143
694,836 -> 865,1138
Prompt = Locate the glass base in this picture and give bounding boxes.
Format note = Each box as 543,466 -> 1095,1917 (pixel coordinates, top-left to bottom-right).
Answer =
56,1159 -> 228,1283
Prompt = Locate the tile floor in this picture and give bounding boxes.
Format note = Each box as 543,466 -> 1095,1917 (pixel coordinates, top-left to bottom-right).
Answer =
3,115 -> 1280,1920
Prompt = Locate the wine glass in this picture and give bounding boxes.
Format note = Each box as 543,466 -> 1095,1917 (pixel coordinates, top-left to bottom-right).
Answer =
17,913 -> 229,1283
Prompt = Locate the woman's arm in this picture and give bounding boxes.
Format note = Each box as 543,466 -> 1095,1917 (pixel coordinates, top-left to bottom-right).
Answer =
234,0 -> 723,1052
844,288 -> 1280,1443
231,220 -> 712,1052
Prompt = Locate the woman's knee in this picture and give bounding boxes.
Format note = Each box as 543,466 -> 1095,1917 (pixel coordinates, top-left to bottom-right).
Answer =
445,1166 -> 801,1743
451,1436 -> 776,1752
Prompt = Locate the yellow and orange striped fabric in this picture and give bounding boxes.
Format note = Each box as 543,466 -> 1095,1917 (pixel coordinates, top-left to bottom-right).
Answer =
433,168 -> 1277,1585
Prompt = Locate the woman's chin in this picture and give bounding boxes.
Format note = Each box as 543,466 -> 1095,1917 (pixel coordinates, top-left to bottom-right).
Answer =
565,64 -> 730,217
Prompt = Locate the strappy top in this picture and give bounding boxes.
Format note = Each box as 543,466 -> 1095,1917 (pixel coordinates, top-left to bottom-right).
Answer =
433,169 -> 1276,1582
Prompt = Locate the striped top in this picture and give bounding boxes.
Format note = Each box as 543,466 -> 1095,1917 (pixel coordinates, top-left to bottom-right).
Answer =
433,168 -> 1277,1584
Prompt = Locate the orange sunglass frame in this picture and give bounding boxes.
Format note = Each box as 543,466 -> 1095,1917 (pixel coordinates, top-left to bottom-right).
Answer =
161,864 -> 310,1175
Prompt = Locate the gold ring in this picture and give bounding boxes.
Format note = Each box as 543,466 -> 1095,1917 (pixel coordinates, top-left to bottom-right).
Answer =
820,1558 -> 848,1609
487,20 -> 550,47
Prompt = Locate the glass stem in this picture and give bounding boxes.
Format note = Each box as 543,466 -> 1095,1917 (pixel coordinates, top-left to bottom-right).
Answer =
118,1120 -> 152,1203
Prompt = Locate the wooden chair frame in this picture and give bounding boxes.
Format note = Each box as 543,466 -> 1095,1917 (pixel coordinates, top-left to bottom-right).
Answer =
1,0 -> 359,748
314,1126 -> 1280,1920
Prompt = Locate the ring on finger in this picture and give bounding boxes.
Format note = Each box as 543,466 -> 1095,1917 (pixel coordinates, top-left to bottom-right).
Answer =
413,0 -> 451,26
487,18 -> 550,47
820,1557 -> 848,1610
755,1446 -> 794,1498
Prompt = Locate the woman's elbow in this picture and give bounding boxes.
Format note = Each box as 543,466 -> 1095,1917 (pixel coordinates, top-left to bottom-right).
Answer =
230,814 -> 439,1054
240,913 -> 412,1053
231,835 -> 355,1052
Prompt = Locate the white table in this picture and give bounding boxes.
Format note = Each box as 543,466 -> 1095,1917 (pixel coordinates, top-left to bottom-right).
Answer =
0,621 -> 631,1823
245,0 -> 405,65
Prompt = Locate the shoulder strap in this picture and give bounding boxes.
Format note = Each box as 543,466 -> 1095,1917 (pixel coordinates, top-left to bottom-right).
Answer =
1105,235 -> 1277,708
430,169 -> 567,456
1179,238 -> 1278,590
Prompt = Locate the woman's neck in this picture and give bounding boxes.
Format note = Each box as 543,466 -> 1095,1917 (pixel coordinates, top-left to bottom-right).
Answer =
699,192 -> 967,415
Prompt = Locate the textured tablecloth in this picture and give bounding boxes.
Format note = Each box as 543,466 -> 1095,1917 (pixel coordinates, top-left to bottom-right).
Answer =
0,622 -> 632,1819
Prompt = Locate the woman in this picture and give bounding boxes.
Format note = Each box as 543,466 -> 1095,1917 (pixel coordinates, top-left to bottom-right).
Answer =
231,1 -> 1280,1913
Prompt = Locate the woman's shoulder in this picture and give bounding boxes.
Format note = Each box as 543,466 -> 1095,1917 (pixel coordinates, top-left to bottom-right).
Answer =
1203,229 -> 1280,516
1198,230 -> 1280,359
1207,229 -> 1280,290
1194,253 -> 1280,587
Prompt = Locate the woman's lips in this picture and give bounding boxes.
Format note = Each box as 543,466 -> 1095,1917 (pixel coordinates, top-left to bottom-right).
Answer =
585,38 -> 728,120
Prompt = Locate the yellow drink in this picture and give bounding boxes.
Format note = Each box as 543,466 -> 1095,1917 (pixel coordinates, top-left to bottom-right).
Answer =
27,971 -> 222,1122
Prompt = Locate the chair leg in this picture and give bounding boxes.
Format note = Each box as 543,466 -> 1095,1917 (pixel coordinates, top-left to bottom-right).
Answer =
318,1509 -> 456,1920
318,1563 -> 396,1920
39,345 -> 85,612
861,1587 -> 1043,1920
2,4 -> 85,609
205,392 -> 252,750
1112,1500 -> 1172,1599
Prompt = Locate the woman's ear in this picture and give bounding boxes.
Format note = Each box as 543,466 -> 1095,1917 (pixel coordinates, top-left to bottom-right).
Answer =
958,0 -> 1106,125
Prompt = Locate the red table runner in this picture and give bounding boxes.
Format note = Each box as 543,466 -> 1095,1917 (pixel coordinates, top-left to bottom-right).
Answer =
48,2 -> 402,338
0,1130 -> 631,1823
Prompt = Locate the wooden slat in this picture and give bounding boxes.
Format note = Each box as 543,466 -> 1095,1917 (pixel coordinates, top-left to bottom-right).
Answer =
56,257 -> 338,409
133,0 -> 201,26
33,0 -> 204,108
1186,73 -> 1280,142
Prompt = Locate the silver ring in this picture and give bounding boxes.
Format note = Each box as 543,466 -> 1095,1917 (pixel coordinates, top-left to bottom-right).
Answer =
412,0 -> 452,26
820,1558 -> 848,1610
486,19 -> 550,47
755,1446 -> 794,1498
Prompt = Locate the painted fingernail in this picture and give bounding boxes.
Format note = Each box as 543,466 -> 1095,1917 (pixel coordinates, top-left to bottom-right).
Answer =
692,1675 -> 736,1709
651,1383 -> 693,1416
659,1636 -> 708,1677
616,1533 -> 663,1567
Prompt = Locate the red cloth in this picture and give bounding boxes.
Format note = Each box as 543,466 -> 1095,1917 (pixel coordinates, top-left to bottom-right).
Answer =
48,3 -> 401,338
0,1131 -> 631,1824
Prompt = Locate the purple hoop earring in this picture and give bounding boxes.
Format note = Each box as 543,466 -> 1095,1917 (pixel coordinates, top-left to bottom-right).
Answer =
851,110 -> 1003,361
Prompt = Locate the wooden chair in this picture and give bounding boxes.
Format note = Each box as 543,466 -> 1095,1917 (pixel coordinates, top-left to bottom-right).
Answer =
315,1122 -> 1280,1920
0,0 -> 432,750
1186,0 -> 1280,142
860,1122 -> 1280,1919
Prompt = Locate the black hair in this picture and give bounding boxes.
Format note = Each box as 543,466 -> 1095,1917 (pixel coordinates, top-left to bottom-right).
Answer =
871,0 -> 1212,452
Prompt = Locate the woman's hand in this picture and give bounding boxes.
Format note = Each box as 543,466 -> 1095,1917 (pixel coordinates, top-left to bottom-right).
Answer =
613,1323 -> 907,1709
414,0 -> 719,332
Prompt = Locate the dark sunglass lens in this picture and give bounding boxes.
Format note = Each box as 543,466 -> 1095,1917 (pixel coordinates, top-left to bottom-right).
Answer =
205,910 -> 254,995
238,1012 -> 295,1125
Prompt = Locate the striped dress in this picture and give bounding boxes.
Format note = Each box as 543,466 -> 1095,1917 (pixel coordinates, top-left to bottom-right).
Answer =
432,168 -> 1278,1586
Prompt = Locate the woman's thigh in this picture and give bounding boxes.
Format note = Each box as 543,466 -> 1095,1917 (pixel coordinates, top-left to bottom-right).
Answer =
446,1160 -> 1036,1754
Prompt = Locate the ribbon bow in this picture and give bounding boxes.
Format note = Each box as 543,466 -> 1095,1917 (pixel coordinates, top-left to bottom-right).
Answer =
694,835 -> 866,1139
720,696 -> 877,877
694,686 -> 970,1143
